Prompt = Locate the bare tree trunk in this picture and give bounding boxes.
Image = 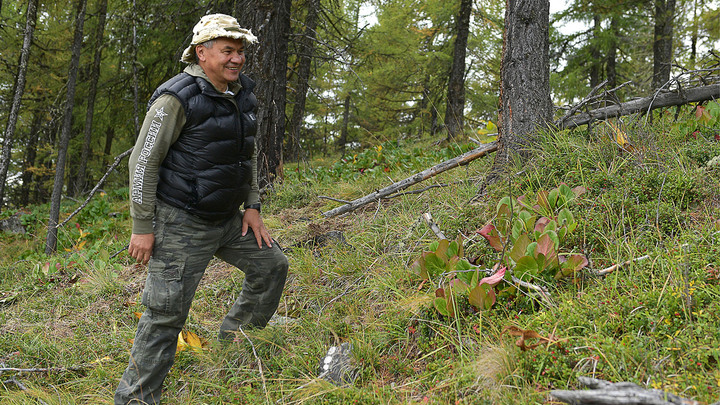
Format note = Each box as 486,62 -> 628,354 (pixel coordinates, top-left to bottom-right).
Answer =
0,0 -> 38,212
238,0 -> 291,188
288,0 -> 319,162
589,15 -> 601,88
20,111 -> 43,206
488,0 -> 552,183
338,94 -> 350,157
75,0 -> 108,196
132,0 -> 140,136
46,0 -> 87,255
444,0 -> 472,140
102,126 -> 115,168
606,17 -> 618,90
652,0 -> 675,89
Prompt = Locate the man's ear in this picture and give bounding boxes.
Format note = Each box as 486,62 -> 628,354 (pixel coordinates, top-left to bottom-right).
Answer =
195,45 -> 206,62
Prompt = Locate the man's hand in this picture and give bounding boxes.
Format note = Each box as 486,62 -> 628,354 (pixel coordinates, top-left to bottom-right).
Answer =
242,208 -> 273,249
129,233 -> 155,265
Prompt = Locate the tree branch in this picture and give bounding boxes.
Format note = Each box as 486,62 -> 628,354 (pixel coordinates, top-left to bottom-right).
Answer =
57,147 -> 133,228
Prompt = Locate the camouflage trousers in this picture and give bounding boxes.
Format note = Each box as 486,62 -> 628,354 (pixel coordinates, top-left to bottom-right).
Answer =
114,201 -> 289,405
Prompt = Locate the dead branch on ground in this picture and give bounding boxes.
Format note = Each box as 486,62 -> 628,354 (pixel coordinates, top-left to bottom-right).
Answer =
551,376 -> 701,405
322,141 -> 498,218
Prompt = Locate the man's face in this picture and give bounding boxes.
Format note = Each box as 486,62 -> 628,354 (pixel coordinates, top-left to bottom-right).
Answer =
196,37 -> 246,91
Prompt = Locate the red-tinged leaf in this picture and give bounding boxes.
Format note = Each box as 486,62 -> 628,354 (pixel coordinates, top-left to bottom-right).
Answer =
478,266 -> 506,287
435,288 -> 445,298
477,223 -> 503,251
571,186 -> 587,197
534,217 -> 550,233
561,254 -> 589,274
411,257 -> 429,280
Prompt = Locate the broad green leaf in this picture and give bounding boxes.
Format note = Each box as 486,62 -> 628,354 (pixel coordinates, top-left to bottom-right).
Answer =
558,208 -> 574,227
433,297 -> 449,317
447,240 -> 460,258
514,256 -> 539,279
429,241 -> 439,252
450,279 -> 469,294
548,188 -> 560,210
456,266 -> 475,285
509,233 -> 531,263
526,242 -> 538,257
425,253 -> 446,278
435,239 -> 450,261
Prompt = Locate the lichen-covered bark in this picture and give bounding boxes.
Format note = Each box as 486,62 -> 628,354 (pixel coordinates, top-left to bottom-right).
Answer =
490,0 -> 553,181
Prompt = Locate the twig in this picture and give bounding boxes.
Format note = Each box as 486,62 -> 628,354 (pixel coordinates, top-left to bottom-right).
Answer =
557,80 -> 608,126
594,255 -> 650,276
510,275 -> 555,307
422,212 -> 447,240
237,326 -> 270,405
109,244 -> 129,260
2,377 -> 49,405
57,147 -> 133,228
318,195 -> 351,204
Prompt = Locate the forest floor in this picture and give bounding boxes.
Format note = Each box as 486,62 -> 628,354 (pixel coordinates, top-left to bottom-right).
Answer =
1,107 -> 720,404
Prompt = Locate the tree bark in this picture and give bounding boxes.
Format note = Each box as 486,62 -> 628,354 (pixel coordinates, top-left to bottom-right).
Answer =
338,94 -> 350,156
606,17 -> 618,90
444,0 -> 472,140
288,0 -> 319,162
590,15 -> 602,88
652,0 -> 676,89
489,0 -> 552,181
46,0 -> 87,255
20,111 -> 43,207
0,0 -> 38,212
238,0 -> 292,188
75,0 -> 108,196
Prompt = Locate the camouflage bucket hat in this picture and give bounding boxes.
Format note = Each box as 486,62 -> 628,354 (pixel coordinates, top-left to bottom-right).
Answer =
181,14 -> 258,63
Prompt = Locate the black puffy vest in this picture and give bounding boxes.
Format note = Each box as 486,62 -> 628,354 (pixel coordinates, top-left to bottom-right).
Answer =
147,72 -> 257,221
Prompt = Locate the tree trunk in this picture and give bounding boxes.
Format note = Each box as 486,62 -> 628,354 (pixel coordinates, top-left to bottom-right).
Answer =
238,0 -> 292,188
20,111 -> 43,207
338,94 -> 350,157
288,0 -> 319,162
606,17 -> 618,90
102,126 -> 115,169
589,15 -> 601,88
75,0 -> 108,197
0,0 -> 38,212
488,0 -> 552,182
46,0 -> 87,255
652,0 -> 676,89
444,0 -> 472,140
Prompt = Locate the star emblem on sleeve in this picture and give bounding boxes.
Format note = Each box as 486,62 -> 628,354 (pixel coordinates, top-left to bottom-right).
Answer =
154,107 -> 169,121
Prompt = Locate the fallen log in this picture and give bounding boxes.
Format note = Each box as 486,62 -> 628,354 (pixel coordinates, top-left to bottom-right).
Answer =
551,376 -> 701,405
322,141 -> 498,218
556,84 -> 720,130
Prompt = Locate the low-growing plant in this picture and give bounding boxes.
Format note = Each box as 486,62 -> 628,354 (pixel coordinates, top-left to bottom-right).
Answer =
412,238 -> 507,317
477,183 -> 589,282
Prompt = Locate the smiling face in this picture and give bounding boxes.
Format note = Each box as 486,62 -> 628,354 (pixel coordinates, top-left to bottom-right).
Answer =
195,37 -> 246,92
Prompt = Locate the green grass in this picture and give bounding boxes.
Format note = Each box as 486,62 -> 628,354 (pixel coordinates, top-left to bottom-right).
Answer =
2,107 -> 720,404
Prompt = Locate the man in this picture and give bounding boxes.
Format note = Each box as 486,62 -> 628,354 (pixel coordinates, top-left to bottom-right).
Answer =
115,14 -> 289,405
